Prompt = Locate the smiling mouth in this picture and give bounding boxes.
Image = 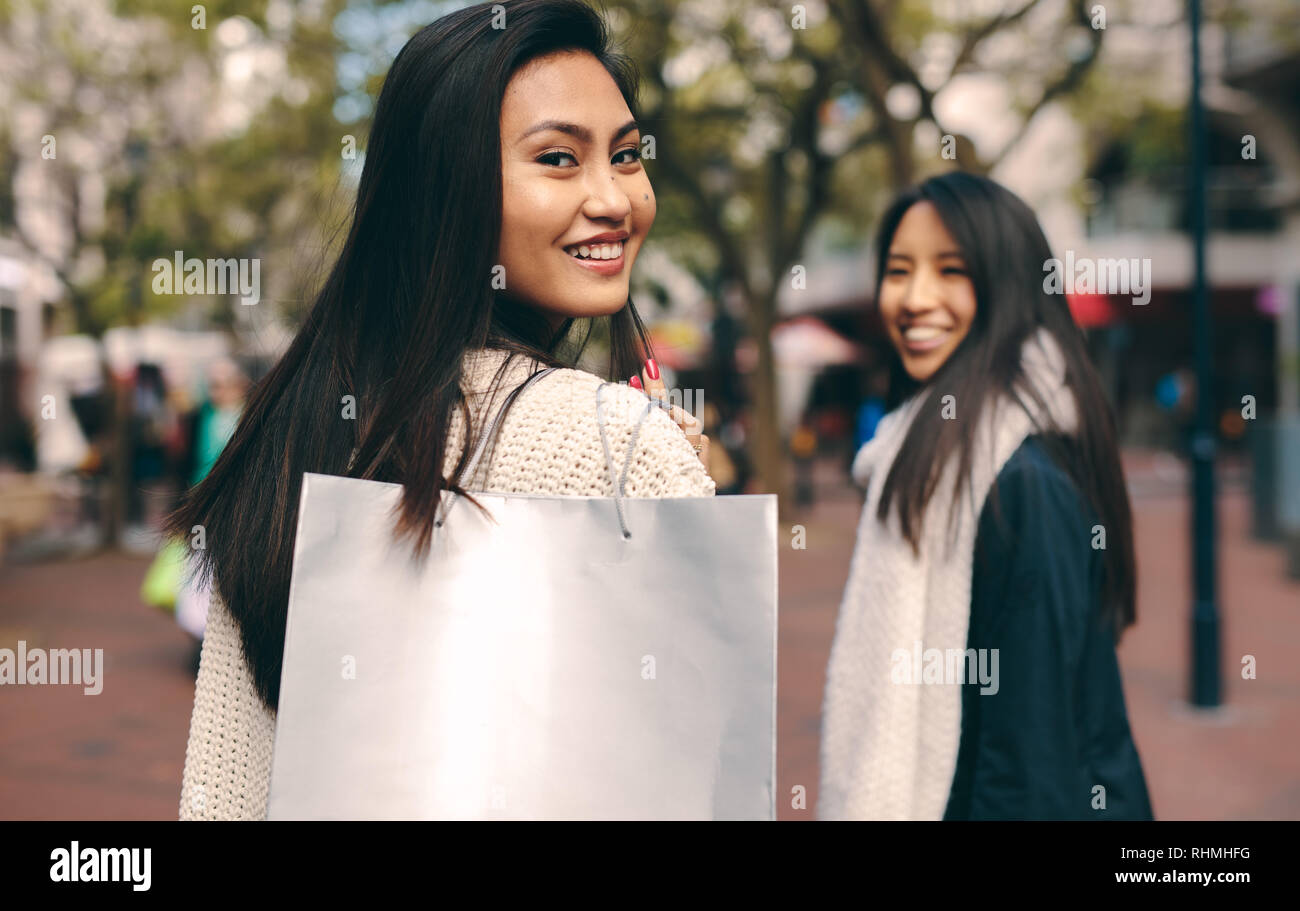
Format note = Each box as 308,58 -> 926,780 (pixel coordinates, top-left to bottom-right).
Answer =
899,325 -> 952,352
563,240 -> 626,276
564,240 -> 624,260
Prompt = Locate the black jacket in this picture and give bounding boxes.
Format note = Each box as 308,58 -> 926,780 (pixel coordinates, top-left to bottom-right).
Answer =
942,435 -> 1154,820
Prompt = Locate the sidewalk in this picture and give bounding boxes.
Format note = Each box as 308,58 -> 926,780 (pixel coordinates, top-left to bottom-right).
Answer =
0,551 -> 195,819
0,452 -> 1296,819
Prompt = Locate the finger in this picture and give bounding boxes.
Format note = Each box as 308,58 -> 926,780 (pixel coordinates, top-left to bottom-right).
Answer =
633,372 -> 677,420
667,404 -> 702,434
688,433 -> 709,466
643,358 -> 669,404
680,419 -> 703,452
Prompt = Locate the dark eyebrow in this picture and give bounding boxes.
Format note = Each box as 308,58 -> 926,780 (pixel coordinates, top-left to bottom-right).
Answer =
518,119 -> 639,145
886,250 -> 965,261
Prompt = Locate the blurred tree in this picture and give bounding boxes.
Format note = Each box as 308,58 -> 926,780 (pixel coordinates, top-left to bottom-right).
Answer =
0,0 -> 351,337
0,0 -> 351,544
4,0 -> 1246,523
611,0 -> 1109,509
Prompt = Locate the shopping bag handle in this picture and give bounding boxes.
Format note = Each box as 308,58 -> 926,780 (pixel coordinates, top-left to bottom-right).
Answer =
433,365 -> 672,539
595,381 -> 676,540
435,365 -> 561,528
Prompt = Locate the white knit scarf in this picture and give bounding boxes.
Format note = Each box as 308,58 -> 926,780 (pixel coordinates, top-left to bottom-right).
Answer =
818,327 -> 1079,819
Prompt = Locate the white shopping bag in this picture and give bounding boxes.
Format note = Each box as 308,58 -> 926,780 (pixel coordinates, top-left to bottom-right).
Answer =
266,368 -> 778,820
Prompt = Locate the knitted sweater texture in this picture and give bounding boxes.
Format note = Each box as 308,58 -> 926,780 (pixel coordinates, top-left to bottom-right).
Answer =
178,347 -> 715,820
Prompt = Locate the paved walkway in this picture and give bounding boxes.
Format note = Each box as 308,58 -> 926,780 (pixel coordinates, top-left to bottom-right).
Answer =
0,551 -> 195,819
0,452 -> 1295,819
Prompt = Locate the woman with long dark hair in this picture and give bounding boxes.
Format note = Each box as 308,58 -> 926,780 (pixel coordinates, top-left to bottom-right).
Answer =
170,0 -> 713,820
819,172 -> 1152,820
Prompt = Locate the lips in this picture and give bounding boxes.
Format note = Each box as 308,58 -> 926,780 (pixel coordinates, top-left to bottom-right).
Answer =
562,232 -> 630,277
565,244 -> 625,276
563,230 -> 629,253
898,324 -> 952,353
565,240 -> 624,261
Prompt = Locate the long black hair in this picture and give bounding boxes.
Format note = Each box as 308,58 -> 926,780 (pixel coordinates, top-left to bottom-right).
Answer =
165,0 -> 656,711
871,172 -> 1136,635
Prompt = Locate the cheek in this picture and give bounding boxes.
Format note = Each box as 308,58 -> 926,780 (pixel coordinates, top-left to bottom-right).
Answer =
954,286 -> 977,335
877,287 -> 902,327
501,173 -> 565,252
631,180 -> 656,230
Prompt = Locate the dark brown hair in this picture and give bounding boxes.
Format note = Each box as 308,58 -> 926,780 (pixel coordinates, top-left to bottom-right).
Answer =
872,172 -> 1137,636
165,0 -> 655,711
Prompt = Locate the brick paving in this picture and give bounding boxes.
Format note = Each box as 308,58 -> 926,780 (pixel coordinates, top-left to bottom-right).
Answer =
0,551 -> 194,820
0,451 -> 1296,820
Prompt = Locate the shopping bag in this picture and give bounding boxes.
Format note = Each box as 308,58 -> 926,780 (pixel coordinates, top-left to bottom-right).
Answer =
266,368 -> 778,820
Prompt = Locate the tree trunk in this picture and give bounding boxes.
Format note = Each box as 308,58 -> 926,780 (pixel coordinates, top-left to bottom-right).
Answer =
747,288 -> 789,516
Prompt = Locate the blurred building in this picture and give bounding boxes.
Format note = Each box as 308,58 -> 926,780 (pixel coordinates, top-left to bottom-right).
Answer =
768,15 -> 1300,462
1077,22 -> 1299,450
0,236 -> 63,469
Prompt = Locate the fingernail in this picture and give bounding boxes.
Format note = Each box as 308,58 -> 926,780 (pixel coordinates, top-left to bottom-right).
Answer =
629,375 -> 642,390
645,358 -> 660,380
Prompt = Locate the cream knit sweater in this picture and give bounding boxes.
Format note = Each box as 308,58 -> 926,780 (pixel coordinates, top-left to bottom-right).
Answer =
178,346 -> 716,820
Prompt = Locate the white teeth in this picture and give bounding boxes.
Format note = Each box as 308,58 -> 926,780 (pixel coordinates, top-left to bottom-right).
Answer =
566,241 -> 624,260
904,326 -> 946,341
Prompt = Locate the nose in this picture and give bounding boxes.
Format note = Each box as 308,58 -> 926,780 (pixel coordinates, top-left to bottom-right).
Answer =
580,165 -> 632,224
900,265 -> 942,316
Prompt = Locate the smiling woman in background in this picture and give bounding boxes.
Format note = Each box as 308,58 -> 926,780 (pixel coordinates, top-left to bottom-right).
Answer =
819,172 -> 1153,820
166,0 -> 712,821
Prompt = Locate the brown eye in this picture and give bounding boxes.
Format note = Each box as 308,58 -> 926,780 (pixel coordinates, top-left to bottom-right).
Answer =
538,151 -> 578,167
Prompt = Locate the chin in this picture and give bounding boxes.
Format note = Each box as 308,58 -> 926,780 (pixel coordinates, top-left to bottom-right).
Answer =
559,293 -> 630,319
901,342 -> 965,383
902,356 -> 941,383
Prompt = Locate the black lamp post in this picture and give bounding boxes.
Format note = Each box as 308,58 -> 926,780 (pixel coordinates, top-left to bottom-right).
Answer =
1188,0 -> 1221,707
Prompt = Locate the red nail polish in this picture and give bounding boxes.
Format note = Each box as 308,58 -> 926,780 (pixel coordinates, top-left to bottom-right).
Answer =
629,375 -> 642,390
645,359 -> 660,380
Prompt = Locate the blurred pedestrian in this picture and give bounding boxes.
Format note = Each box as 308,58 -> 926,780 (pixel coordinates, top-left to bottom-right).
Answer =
820,172 -> 1152,820
791,417 -> 817,507
126,362 -> 174,540
850,367 -> 890,480
174,358 -> 249,659
700,401 -> 740,494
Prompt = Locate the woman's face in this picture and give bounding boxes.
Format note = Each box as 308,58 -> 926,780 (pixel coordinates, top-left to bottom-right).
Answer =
497,50 -> 655,326
877,200 -> 977,383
